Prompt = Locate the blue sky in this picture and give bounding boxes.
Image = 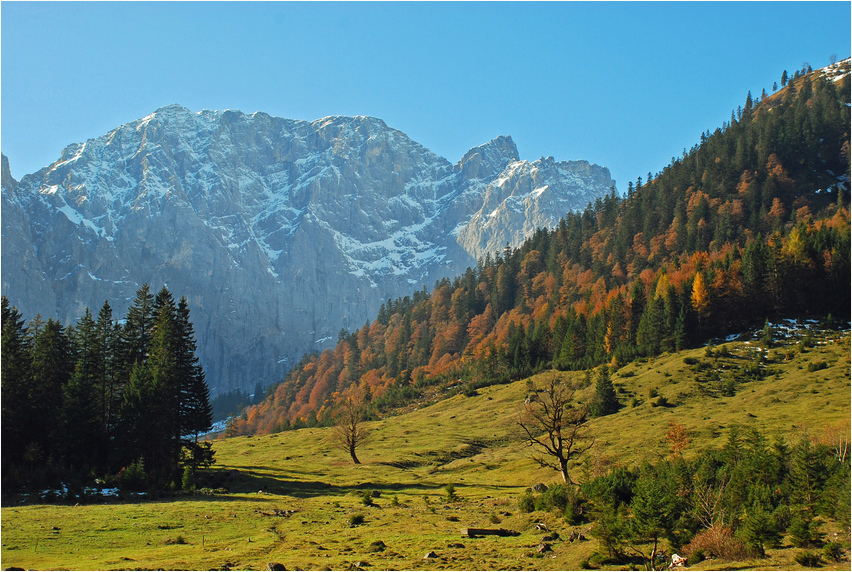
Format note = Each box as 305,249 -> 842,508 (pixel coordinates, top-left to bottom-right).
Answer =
2,2 -> 850,191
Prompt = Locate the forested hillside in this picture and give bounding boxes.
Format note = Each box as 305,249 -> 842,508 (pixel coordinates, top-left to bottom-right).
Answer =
228,61 -> 850,436
1,286 -> 213,490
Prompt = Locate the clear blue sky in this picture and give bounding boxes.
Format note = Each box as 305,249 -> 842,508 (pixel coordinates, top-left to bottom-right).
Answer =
2,2 -> 850,192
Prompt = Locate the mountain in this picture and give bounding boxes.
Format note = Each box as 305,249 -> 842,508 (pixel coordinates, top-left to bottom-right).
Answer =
1,107 -> 615,394
226,60 -> 850,436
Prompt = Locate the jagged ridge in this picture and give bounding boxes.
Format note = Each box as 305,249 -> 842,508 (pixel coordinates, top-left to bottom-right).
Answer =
1,107 -> 614,394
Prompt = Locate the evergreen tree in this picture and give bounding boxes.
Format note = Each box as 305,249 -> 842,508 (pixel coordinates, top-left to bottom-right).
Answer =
175,296 -> 213,472
590,366 -> 619,417
29,319 -> 73,462
95,301 -> 121,443
122,284 -> 155,372
63,309 -> 105,472
1,297 -> 32,471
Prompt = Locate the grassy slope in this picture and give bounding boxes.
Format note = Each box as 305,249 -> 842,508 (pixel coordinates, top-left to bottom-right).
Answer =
1,327 -> 849,571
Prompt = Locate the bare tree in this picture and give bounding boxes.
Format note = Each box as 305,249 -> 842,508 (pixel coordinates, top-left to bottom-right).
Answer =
518,373 -> 593,484
332,393 -> 369,464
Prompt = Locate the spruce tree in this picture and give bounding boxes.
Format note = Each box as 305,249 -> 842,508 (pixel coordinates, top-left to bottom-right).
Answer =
95,301 -> 121,440
590,366 -> 619,417
29,319 -> 72,462
1,297 -> 32,470
175,297 -> 212,460
63,308 -> 105,471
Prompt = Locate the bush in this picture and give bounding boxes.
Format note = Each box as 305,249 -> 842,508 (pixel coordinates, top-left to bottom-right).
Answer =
518,492 -> 535,513
794,550 -> 822,567
181,465 -> 195,492
686,549 -> 705,566
822,541 -> 843,563
652,395 -> 669,408
683,357 -> 698,366
648,388 -> 659,399
361,491 -> 375,506
349,513 -> 365,527
444,484 -> 458,502
807,361 -> 828,372
534,484 -> 569,512
682,524 -> 749,561
121,457 -> 148,491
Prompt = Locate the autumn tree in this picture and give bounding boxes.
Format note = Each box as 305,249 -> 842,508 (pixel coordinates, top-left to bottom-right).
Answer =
332,391 -> 370,464
666,420 -> 691,459
518,373 -> 593,484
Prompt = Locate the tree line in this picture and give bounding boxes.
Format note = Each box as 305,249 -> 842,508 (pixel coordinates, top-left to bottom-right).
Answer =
226,63 -> 850,437
1,285 -> 213,491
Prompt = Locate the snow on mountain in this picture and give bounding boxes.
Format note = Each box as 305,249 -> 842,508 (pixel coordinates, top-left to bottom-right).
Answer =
1,105 -> 615,394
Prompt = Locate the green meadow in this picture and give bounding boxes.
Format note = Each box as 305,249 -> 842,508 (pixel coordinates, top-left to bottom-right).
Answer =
2,327 -> 849,571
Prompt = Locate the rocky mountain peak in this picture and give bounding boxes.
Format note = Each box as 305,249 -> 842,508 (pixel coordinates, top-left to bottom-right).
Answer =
1,106 -> 615,395
1,153 -> 17,193
457,135 -> 519,181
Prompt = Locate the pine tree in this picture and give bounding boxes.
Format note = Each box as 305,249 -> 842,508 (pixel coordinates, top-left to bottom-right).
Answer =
147,287 -> 181,481
63,308 -> 105,471
1,297 -> 32,470
29,319 -> 73,462
590,366 -> 619,417
175,296 -> 212,472
95,301 -> 121,441
122,284 -> 155,372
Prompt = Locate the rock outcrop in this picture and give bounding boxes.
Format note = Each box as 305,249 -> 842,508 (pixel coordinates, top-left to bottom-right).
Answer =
1,105 -> 614,394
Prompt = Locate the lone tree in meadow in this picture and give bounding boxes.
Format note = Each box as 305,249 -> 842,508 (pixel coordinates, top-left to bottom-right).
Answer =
332,392 -> 370,464
518,373 -> 593,484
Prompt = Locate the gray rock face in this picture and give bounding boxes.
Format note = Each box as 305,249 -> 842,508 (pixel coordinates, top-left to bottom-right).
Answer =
1,105 -> 614,394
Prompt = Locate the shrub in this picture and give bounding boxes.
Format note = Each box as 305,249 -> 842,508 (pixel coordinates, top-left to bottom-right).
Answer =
686,549 -> 705,566
361,491 -> 375,506
683,357 -> 698,366
121,457 -> 148,491
652,395 -> 669,408
518,492 -> 535,513
444,484 -> 458,502
807,361 -> 828,372
682,524 -> 749,561
391,495 -> 400,507
348,514 -> 365,527
648,388 -> 659,399
181,465 -> 195,492
822,541 -> 843,563
794,550 -> 822,567
534,484 -> 569,512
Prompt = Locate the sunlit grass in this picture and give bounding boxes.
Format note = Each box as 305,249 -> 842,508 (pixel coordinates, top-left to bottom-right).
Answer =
2,329 -> 849,570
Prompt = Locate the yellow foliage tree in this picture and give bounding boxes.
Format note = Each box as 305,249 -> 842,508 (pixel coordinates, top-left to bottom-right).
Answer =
691,272 -> 710,317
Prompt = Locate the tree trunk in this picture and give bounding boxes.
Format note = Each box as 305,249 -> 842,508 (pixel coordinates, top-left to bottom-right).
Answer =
560,458 -> 569,483
350,445 -> 360,465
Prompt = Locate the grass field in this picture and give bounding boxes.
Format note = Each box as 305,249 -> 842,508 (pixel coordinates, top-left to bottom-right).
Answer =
2,325 -> 849,571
